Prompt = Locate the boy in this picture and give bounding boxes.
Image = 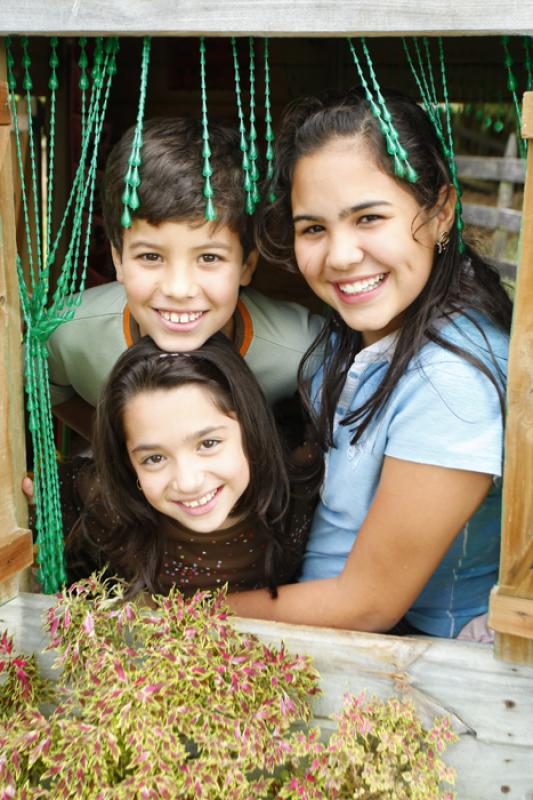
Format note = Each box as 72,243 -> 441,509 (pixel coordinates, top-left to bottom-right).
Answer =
47,118 -> 323,441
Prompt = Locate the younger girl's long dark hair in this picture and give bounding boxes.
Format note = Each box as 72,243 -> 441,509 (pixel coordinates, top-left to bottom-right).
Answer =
257,88 -> 512,490
68,334 -> 290,597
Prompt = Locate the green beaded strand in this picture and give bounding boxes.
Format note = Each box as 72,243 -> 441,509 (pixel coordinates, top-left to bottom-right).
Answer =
231,37 -> 253,214
502,36 -> 527,159
9,36 -> 119,592
45,36 -> 59,284
347,38 -> 417,183
360,38 -> 418,183
437,38 -> 464,250
78,37 -> 89,135
121,36 -> 151,229
524,36 -> 533,91
199,37 -> 216,222
403,37 -> 465,251
248,37 -> 260,207
21,37 -> 43,289
264,37 -> 277,203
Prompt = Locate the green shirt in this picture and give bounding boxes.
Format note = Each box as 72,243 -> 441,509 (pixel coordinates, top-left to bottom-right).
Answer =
47,283 -> 324,407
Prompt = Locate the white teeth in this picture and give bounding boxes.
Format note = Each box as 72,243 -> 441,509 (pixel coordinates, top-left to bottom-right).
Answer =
180,488 -> 218,508
339,273 -> 386,295
160,310 -> 203,323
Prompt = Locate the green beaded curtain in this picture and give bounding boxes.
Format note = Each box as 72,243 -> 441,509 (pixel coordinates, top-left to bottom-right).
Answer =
502,35 -> 530,160
7,36 -> 119,592
402,37 -> 465,252
347,37 -> 418,183
121,37 -> 152,229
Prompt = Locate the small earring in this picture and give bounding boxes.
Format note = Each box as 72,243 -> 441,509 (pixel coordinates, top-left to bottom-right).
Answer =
435,230 -> 450,255
136,478 -> 143,492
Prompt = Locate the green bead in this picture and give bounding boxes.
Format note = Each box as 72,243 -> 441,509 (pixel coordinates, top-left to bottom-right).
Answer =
393,154 -> 406,178
252,183 -> 260,204
202,158 -> 213,179
205,197 -> 217,221
202,140 -> 212,158
203,178 -> 214,199
48,75 -> 59,91
268,191 -> 277,203
129,168 -> 141,188
23,75 -> 33,91
245,194 -> 255,215
128,187 -> 140,210
121,207 -> 133,228
243,171 -> 252,192
79,74 -> 90,90
121,186 -> 131,205
405,163 -> 418,183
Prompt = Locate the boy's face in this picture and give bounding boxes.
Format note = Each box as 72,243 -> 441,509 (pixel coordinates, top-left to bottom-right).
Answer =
112,218 -> 256,352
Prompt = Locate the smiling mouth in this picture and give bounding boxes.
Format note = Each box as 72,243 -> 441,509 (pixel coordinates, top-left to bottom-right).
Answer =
338,273 -> 387,296
159,310 -> 206,324
174,486 -> 222,512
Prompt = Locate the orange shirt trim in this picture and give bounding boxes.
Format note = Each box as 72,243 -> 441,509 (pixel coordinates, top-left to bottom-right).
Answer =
123,304 -> 135,347
237,298 -> 253,356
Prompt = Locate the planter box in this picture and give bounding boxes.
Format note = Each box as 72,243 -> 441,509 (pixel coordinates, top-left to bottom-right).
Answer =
2,592 -> 533,800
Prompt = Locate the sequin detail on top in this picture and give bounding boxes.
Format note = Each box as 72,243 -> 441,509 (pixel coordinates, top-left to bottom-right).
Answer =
158,515 -> 268,594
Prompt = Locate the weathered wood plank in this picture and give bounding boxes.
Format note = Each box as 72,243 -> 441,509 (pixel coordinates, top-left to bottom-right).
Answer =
0,529 -> 33,583
1,1 -> 533,36
456,154 -> 526,184
0,41 -> 30,604
461,202 -> 522,233
2,594 -> 533,800
490,587 -> 533,641
491,90 -> 533,666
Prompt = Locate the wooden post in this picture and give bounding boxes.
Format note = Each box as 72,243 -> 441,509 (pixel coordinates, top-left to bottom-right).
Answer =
0,37 -> 33,603
489,91 -> 533,664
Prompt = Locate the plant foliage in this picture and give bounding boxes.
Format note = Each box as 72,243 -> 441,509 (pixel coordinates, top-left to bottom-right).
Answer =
0,575 -> 457,799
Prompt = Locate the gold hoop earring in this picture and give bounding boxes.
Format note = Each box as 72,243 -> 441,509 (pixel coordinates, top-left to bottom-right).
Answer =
435,230 -> 450,255
136,478 -> 143,492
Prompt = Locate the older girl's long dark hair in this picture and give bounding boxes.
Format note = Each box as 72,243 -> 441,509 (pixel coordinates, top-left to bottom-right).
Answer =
69,334 -> 290,597
257,88 -> 512,491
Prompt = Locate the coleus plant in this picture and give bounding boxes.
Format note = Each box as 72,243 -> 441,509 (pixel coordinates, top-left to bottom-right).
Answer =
0,575 -> 457,799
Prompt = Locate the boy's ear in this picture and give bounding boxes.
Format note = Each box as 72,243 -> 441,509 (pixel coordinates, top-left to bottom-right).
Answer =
111,245 -> 124,283
240,249 -> 258,287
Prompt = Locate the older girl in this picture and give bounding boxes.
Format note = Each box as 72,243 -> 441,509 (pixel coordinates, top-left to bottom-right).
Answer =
228,89 -> 511,638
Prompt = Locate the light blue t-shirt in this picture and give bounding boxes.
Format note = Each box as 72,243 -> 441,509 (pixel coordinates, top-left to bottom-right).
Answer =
300,312 -> 509,638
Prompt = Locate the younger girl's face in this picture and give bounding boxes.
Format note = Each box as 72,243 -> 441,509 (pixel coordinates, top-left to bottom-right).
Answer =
291,137 -> 448,346
124,384 -> 250,534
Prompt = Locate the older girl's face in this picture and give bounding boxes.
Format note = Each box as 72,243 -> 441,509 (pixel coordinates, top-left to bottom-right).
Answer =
125,384 -> 250,533
291,137 -> 451,346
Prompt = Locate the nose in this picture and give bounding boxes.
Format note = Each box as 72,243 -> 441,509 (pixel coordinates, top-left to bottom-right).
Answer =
170,455 -> 204,496
326,231 -> 364,273
160,263 -> 199,300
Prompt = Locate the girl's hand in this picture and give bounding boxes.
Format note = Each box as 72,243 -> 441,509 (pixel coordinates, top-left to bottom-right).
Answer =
22,476 -> 35,505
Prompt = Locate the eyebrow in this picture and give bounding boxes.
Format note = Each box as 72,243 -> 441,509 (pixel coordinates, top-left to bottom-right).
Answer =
128,240 -> 232,252
130,425 -> 228,453
293,200 -> 392,224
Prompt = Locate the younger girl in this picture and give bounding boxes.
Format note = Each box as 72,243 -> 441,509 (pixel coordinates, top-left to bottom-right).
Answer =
52,334 -> 308,597
228,89 -> 511,639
